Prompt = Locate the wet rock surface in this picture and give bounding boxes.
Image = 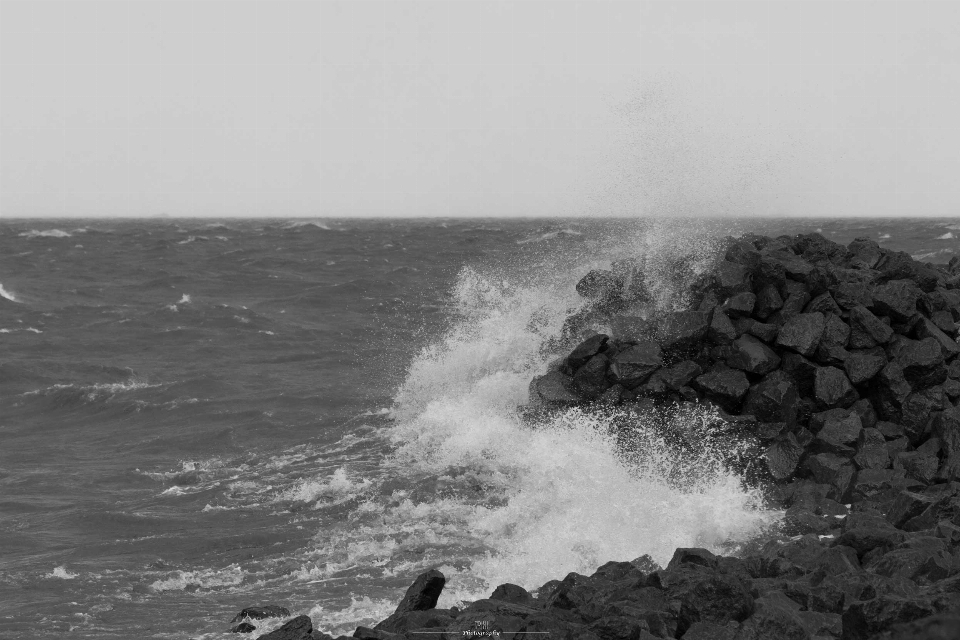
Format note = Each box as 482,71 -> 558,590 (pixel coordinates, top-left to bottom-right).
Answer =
238,234 -> 960,640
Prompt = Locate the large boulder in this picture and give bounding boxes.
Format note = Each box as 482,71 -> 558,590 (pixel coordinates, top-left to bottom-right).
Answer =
896,337 -> 946,389
694,368 -> 750,411
726,334 -> 782,375
530,371 -> 580,406
743,372 -> 799,424
849,305 -> 894,348
258,616 -> 317,640
814,366 -> 858,409
658,311 -> 710,353
775,312 -> 826,357
844,348 -> 887,385
609,341 -> 662,389
873,279 -> 922,323
567,334 -> 609,370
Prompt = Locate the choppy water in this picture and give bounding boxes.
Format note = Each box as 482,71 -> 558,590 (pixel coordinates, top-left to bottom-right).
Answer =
1,217 -> 957,638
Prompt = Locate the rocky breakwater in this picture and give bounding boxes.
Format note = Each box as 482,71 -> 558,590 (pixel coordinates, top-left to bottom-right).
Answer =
228,233 -> 960,639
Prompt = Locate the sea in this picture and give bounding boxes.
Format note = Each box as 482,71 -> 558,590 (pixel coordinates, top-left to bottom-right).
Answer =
1,216 -> 958,639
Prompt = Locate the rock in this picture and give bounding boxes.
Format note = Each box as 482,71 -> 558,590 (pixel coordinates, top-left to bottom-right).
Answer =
530,371 -> 580,406
805,292 -> 843,316
708,308 -> 738,344
668,548 -> 718,570
815,313 -> 851,366
390,569 -> 444,615
722,292 -> 756,318
849,468 -> 907,502
842,595 -> 938,640
657,360 -> 702,391
873,279 -> 922,323
754,284 -> 784,320
933,406 -> 960,481
658,311 -> 710,353
259,616 -> 315,640
490,583 -> 533,606
654,567 -> 754,636
900,389 -> 941,442
814,366 -> 858,409
734,594 -> 808,640
833,281 -> 872,309
896,337 -> 946,389
770,290 -> 813,327
232,623 -> 257,633
743,372 -> 799,424
353,626 -> 402,639
567,334 -> 609,370
804,454 -> 855,501
853,428 -> 890,470
835,512 -> 904,557
716,260 -> 752,296
576,269 -> 621,300
914,317 -> 960,358
726,334 -> 782,375
887,491 -> 938,528
232,606 -> 292,623
775,312 -> 826,357
764,433 -> 804,480
694,368 -> 750,411
870,614 -> 960,640
725,238 -> 761,268
734,317 -> 779,343
844,348 -> 888,385
849,305 -> 894,348
810,408 -> 862,454
895,451 -> 939,484
851,397 -> 878,429
780,352 -> 818,396
609,342 -> 662,389
873,362 -> 913,422
611,316 -> 653,343
848,237 -> 882,269
572,354 -> 611,400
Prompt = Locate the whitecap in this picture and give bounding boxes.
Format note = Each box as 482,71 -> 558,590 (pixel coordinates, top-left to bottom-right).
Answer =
936,232 -> 954,240
19,229 -> 71,238
149,565 -> 245,592
177,294 -> 191,304
25,327 -> 42,333
47,566 -> 78,579
0,283 -> 19,302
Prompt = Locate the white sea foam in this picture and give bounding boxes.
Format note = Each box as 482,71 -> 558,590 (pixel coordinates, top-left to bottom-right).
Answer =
284,220 -> 331,230
177,294 -> 191,304
149,565 -> 245,592
0,284 -> 19,302
307,596 -> 398,637
20,229 -> 71,238
47,566 -> 78,579
277,468 -> 373,507
936,231 -> 954,240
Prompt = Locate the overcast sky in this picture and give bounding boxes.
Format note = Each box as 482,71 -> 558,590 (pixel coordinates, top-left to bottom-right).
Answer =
1,0 -> 958,218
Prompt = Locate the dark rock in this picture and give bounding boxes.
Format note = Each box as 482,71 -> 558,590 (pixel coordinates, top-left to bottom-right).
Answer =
655,567 -> 754,636
844,348 -> 888,385
734,317 -> 779,343
873,279 -> 923,323
842,595 -> 938,640
610,316 -> 653,343
780,352 -> 818,397
681,620 -> 738,640
576,269 -> 621,300
775,312 -> 825,357
232,606 -> 292,623
232,623 -> 257,633
694,368 -> 750,411
805,292 -> 842,316
915,317 -> 960,358
708,308 -> 738,344
530,371 -> 580,406
833,281 -> 872,309
259,616 -> 315,640
878,421 -> 906,439
895,451 -> 939,484
930,310 -> 958,334
944,378 -> 960,399
874,362 -> 913,422
733,594 -> 808,640
870,614 -> 960,640
727,334 -> 782,375
851,398 -> 878,429
933,406 -> 960,481
770,290 -> 813,327
897,337 -> 947,389
490,583 -> 533,606
725,238 -> 761,268
668,548 -> 718,570
609,342 -> 662,389
835,512 -> 904,557
572,354 -> 611,400
754,284 -> 784,320
887,491 -> 938,528
811,408 -> 862,454
900,389 -> 940,443
657,360 -> 702,390
764,433 -> 804,480
854,428 -> 890,470
353,625 -> 402,639
658,311 -> 710,353
804,453 -> 855,501
849,468 -> 907,503
743,372 -> 799,424
375,569 -> 446,634
722,292 -> 756,318
567,334 -> 609,370
848,237 -> 883,269
814,366 -> 858,409
716,261 -> 752,296
849,305 -> 894,348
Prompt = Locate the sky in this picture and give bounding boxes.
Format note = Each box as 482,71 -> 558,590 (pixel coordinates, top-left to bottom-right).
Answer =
1,0 -> 959,218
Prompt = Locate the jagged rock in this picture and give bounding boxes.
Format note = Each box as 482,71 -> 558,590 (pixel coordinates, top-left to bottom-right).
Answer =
833,281 -> 872,309
810,408 -> 862,454
610,316 -> 653,343
743,372 -> 799,424
849,305 -> 894,348
887,491 -> 938,528
754,284 -> 784,320
572,354 -> 611,400
780,352 -> 818,396
943,378 -> 960,398
835,512 -> 904,557
895,451 -> 939,484
873,279 -> 923,323
854,428 -> 890,470
567,334 -> 609,370
708,308 -> 738,344
694,368 -> 750,411
842,595 -> 938,640
930,310 -> 958,334
805,292 -> 842,316
490,583 -> 533,606
870,614 -> 960,640
727,334 -> 782,375
764,433 -> 804,480
654,566 -> 754,636
609,342 -> 662,389
716,261 -> 752,296
725,238 -> 761,268
576,269 -> 621,300
375,569 -> 446,634
874,362 -> 913,422
914,317 -> 960,358
530,371 -> 580,406
814,366 -> 858,409
770,290 -> 813,327
849,468 -> 907,502
933,406 -> 960,481
658,311 -> 710,353
844,348 -> 887,385
896,337 -> 946,389
848,237 -> 882,269
900,389 -> 941,442
232,606 -> 292,624
722,292 -> 756,318
258,616 -> 315,640
815,313 -> 850,366
657,360 -> 702,390
775,312 -> 825,357
734,317 -> 779,343
232,623 -> 256,633
851,398 -> 878,429
804,453 -> 855,501
734,594 -> 808,640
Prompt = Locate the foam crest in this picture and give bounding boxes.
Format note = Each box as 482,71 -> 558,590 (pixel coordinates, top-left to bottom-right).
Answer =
149,565 -> 245,592
19,229 -> 71,238
0,283 -> 19,302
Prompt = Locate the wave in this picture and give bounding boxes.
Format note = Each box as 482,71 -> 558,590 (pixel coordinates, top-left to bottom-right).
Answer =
516,227 -> 583,245
19,229 -> 72,238
177,235 -> 209,244
0,283 -> 19,302
936,231 -> 954,240
283,220 -> 331,231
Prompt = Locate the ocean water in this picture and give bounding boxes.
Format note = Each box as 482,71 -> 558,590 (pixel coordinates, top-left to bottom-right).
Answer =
1,217 -> 957,639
